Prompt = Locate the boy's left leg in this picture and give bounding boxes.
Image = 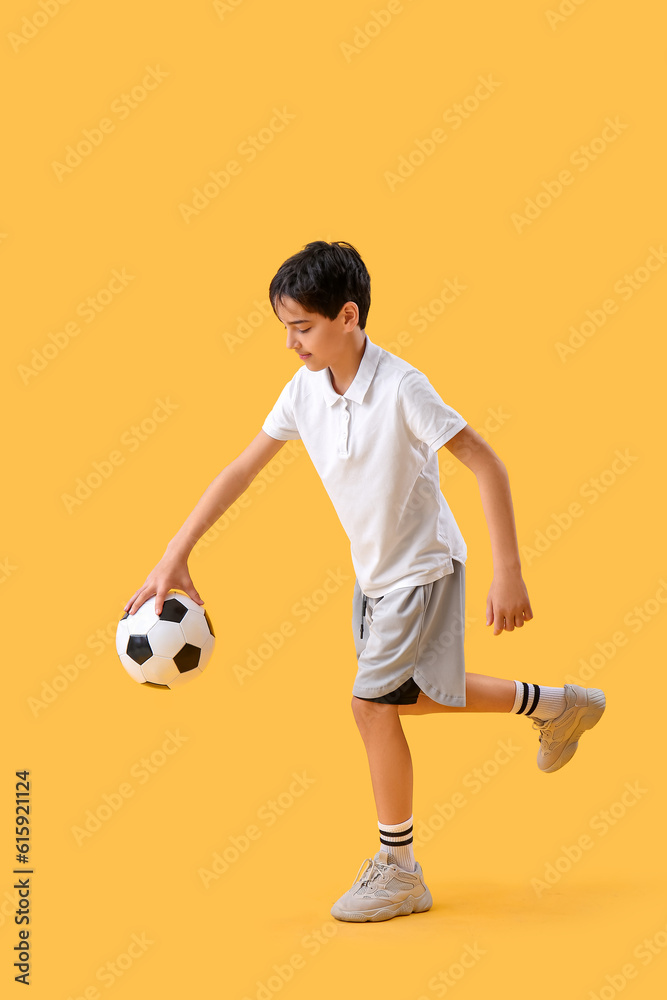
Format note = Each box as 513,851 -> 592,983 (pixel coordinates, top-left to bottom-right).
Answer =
330,696 -> 433,923
350,696 -> 413,823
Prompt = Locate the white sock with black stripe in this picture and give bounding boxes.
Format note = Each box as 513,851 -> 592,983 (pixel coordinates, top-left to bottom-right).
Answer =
378,815 -> 415,872
511,680 -> 566,720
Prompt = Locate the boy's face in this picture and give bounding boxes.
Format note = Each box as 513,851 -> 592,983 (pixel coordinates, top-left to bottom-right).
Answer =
274,295 -> 359,372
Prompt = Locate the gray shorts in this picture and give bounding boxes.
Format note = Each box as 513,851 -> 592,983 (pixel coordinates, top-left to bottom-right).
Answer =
351,560 -> 467,706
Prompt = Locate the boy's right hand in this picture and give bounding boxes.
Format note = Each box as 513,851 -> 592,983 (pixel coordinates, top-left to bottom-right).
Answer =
123,553 -> 205,617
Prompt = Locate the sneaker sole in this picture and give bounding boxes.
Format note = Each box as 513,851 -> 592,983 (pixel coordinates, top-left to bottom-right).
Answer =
331,888 -> 433,922
539,689 -> 606,773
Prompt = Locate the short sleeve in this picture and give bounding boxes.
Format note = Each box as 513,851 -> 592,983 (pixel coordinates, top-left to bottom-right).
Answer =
397,371 -> 466,451
262,377 -> 301,441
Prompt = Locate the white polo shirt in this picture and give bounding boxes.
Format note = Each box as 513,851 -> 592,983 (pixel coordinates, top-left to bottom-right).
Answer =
261,333 -> 467,597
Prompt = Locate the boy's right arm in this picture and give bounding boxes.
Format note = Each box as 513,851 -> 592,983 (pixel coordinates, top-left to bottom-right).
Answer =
123,430 -> 286,615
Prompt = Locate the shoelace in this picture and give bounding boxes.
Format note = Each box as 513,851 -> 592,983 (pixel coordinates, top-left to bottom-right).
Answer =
352,857 -> 373,886
354,856 -> 388,889
531,717 -> 551,745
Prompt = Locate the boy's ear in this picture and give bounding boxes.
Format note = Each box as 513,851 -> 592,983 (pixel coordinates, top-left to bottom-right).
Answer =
341,301 -> 359,328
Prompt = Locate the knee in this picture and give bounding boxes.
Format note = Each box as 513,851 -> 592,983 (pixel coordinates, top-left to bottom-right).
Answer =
351,695 -> 395,731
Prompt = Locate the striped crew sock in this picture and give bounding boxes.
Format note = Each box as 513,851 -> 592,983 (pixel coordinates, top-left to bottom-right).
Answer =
511,680 -> 567,720
378,815 -> 415,872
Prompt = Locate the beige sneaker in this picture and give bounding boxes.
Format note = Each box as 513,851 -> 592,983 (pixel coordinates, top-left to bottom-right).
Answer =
330,849 -> 432,922
533,684 -> 606,773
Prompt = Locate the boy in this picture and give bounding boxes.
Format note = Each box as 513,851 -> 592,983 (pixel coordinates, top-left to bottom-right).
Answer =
123,240 -> 606,923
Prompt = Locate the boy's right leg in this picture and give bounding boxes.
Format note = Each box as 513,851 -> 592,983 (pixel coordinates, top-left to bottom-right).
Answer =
398,673 -> 516,715
398,673 -> 606,774
397,672 -> 516,713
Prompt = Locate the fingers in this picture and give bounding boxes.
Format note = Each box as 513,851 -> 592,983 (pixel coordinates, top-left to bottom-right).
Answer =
124,585 -> 187,617
123,590 -> 140,614
124,596 -> 142,616
128,591 -> 150,616
491,611 -> 530,634
493,617 -> 512,635
126,588 -> 155,616
124,560 -> 193,617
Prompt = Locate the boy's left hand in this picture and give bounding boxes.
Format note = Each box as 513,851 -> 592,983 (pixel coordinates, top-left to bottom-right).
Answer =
486,570 -> 533,635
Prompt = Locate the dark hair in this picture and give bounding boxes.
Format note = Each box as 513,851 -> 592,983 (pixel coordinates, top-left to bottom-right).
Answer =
268,240 -> 371,331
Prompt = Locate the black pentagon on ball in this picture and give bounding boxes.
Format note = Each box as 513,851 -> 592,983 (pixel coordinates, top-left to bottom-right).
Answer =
143,680 -> 170,689
204,609 -> 215,637
120,611 -> 129,620
159,597 -> 188,624
127,635 -> 153,665
174,643 -> 201,673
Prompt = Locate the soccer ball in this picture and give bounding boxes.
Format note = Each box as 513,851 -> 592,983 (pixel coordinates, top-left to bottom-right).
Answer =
116,591 -> 215,689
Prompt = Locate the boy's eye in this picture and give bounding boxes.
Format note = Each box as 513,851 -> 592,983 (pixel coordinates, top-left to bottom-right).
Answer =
298,328 -> 311,333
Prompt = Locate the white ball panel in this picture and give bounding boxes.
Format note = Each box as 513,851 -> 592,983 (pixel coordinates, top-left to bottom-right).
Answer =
147,621 -> 186,658
198,634 -> 215,672
119,652 -> 148,685
126,598 -> 159,635
180,610 -> 212,646
168,667 -> 202,688
116,619 -> 130,657
141,655 -> 179,684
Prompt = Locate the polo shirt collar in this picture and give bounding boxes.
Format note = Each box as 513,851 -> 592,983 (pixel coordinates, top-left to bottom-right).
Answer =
319,334 -> 381,407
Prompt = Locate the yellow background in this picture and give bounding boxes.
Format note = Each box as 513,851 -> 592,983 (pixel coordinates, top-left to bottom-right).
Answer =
4,0 -> 666,996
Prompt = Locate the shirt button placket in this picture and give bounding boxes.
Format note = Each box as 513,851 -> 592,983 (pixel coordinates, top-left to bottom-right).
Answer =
339,401 -> 350,458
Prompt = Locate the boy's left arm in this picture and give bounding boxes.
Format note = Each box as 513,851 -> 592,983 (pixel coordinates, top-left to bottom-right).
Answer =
442,424 -> 533,636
